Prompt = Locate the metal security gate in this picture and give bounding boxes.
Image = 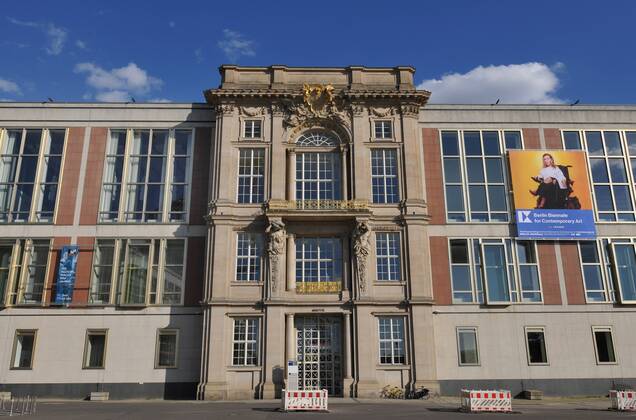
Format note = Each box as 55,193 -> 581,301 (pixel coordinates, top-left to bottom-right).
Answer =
295,316 -> 342,396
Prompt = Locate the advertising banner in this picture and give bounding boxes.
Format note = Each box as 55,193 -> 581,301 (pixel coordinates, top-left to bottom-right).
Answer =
508,150 -> 596,239
54,245 -> 80,304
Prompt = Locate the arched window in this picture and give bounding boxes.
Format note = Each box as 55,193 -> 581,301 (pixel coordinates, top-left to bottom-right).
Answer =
294,131 -> 342,202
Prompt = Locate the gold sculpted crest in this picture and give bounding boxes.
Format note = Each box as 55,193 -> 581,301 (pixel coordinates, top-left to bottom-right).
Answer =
303,84 -> 335,115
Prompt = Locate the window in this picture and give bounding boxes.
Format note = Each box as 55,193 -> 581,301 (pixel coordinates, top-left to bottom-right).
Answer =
456,327 -> 479,366
83,329 -> 107,369
237,149 -> 265,204
2,239 -> 51,305
376,232 -> 401,281
564,130 -> 636,222
441,130 -> 521,222
99,128 -> 193,222
243,120 -> 262,139
296,131 -> 338,147
374,121 -> 392,139
592,327 -> 616,364
11,330 -> 36,369
296,152 -> 341,202
155,329 -> 179,368
371,149 -> 399,204
0,128 -> 65,223
448,238 -> 542,304
609,241 -> 636,303
525,327 -> 548,365
236,233 -> 262,282
88,238 -> 186,305
295,237 -> 342,291
579,240 -> 615,303
378,317 -> 405,365
232,318 -> 259,366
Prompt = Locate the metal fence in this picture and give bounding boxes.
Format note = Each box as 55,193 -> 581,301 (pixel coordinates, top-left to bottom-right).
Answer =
0,396 -> 37,416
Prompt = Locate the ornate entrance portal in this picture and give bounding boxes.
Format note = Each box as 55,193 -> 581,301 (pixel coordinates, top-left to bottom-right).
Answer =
295,316 -> 342,396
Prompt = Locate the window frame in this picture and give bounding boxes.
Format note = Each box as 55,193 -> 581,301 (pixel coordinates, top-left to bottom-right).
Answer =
82,329 -> 108,369
231,317 -> 260,367
561,129 -> 636,223
456,326 -> 480,366
448,238 -> 543,305
7,238 -> 52,306
295,236 -> 343,287
235,232 -> 263,282
373,120 -> 394,140
377,316 -> 407,365
241,119 -> 263,140
0,128 -> 67,224
608,240 -> 636,304
524,326 -> 549,366
375,232 -> 402,282
591,326 -> 618,365
370,147 -> 400,204
88,238 -> 187,306
98,128 -> 194,223
237,148 -> 266,204
155,328 -> 179,369
10,329 -> 37,370
440,129 -> 523,223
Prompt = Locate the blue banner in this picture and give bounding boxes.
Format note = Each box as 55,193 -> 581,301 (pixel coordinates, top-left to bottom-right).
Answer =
516,209 -> 596,239
54,245 -> 80,305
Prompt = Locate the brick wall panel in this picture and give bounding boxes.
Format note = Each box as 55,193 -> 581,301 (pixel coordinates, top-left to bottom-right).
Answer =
56,127 -> 84,225
184,236 -> 205,305
422,128 -> 445,224
71,236 -> 95,305
560,242 -> 586,304
80,127 -> 108,225
430,236 -> 452,305
537,242 -> 562,305
544,128 -> 563,149
522,128 -> 541,150
189,127 -> 212,225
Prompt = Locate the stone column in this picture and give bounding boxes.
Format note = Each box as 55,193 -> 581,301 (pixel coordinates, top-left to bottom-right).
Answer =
286,313 -> 296,370
287,150 -> 296,201
341,147 -> 348,200
341,234 -> 350,292
286,233 -> 296,291
343,312 -> 353,395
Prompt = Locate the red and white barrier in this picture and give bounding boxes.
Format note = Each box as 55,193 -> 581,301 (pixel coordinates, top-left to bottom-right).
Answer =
610,390 -> 636,411
281,389 -> 328,412
461,389 -> 512,412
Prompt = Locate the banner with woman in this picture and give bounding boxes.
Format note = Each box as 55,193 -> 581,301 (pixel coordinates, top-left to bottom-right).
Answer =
508,150 -> 596,239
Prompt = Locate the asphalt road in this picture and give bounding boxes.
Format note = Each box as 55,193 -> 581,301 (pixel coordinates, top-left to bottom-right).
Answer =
23,399 -> 635,419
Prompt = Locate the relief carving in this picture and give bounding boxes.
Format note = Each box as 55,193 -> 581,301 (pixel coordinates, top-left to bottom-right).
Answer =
369,106 -> 397,117
281,84 -> 351,133
266,219 -> 286,292
352,221 -> 371,293
240,106 -> 266,117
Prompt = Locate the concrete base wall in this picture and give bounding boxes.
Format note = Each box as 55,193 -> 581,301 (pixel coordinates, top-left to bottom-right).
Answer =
0,382 -> 198,400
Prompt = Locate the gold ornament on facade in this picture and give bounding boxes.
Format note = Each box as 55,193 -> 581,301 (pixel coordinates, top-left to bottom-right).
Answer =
303,84 -> 335,115
296,281 -> 342,294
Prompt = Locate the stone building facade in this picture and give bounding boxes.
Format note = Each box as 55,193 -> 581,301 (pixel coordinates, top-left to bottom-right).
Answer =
0,65 -> 635,399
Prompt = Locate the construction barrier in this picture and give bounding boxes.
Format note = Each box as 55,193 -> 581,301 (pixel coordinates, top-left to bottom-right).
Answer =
461,389 -> 512,413
281,389 -> 328,412
610,390 -> 636,411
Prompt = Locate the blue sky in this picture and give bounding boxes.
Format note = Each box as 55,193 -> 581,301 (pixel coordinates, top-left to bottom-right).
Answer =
1,0 -> 635,104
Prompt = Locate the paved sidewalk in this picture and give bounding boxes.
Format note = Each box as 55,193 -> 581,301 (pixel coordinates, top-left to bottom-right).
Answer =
27,397 -> 631,419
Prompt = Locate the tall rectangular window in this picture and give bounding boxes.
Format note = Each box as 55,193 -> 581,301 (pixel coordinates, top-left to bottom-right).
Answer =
449,238 -> 542,304
11,330 -> 36,369
371,149 -> 399,204
376,232 -> 401,281
456,327 -> 479,366
378,317 -> 405,365
243,120 -> 262,139
525,327 -> 548,365
99,129 -> 192,222
0,128 -> 65,223
441,130 -> 520,222
579,240 -> 615,303
232,318 -> 259,366
0,240 -> 13,306
237,149 -> 265,203
296,152 -> 341,202
83,329 -> 107,369
89,238 -> 186,306
155,329 -> 179,368
236,233 -> 262,282
295,237 -> 342,292
592,327 -> 616,364
19,239 -> 50,305
374,121 -> 392,139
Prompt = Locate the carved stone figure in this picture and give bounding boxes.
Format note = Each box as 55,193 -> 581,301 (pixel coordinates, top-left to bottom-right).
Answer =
281,84 -> 351,134
352,221 -> 371,293
266,220 -> 286,292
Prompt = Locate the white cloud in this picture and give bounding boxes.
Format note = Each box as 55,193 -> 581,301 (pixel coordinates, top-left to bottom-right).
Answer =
75,62 -> 164,102
75,40 -> 88,50
194,48 -> 203,63
217,29 -> 255,61
418,62 -> 565,104
7,17 -> 68,55
0,78 -> 21,95
148,98 -> 172,103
